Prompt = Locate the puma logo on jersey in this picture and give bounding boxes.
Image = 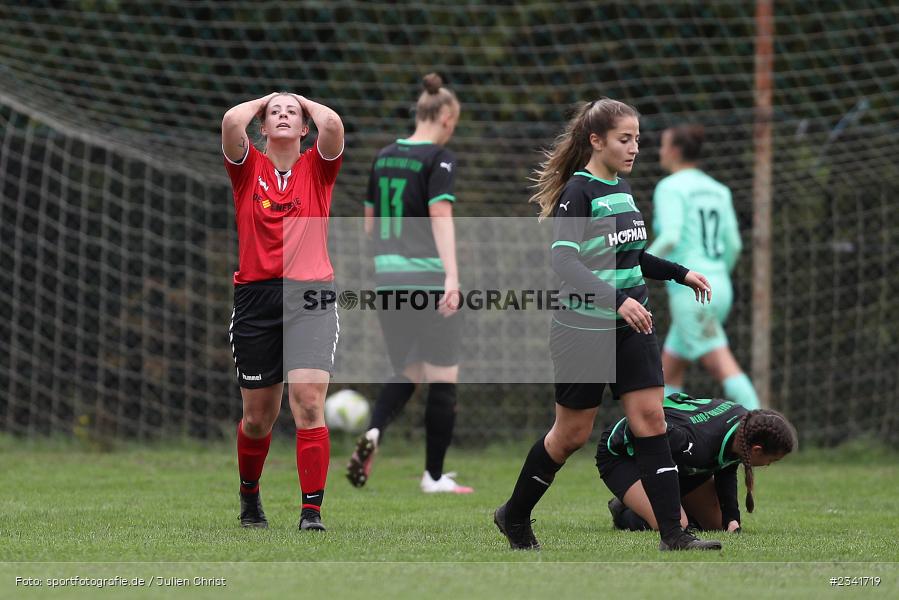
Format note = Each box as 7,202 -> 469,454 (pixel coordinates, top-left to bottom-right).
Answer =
257,176 -> 269,192
607,226 -> 647,246
596,201 -> 612,212
440,161 -> 453,172
683,442 -> 694,455
559,201 -> 570,211
656,465 -> 679,475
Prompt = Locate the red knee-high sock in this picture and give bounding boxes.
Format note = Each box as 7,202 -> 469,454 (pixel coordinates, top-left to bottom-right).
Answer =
237,421 -> 272,495
296,426 -> 330,512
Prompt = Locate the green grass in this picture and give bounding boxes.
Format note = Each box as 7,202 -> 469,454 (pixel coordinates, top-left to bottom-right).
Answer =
2,435 -> 897,598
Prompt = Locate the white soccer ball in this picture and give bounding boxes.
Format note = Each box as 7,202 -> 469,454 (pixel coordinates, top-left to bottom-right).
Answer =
324,389 -> 371,433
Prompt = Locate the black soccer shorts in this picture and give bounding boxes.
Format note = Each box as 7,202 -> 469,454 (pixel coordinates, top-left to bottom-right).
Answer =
551,319 -> 664,409
595,429 -> 713,501
375,295 -> 463,372
230,279 -> 339,389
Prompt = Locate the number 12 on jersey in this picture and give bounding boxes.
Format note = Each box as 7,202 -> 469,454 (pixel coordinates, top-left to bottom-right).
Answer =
699,208 -> 722,259
379,177 -> 407,239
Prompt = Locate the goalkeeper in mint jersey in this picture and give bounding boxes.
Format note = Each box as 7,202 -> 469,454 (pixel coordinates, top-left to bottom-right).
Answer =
649,125 -> 760,410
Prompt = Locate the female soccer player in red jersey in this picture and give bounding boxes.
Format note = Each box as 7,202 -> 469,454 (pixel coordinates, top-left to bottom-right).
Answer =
222,91 -> 344,531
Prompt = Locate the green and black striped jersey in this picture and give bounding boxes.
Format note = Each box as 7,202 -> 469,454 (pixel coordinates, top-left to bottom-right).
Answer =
605,393 -> 746,476
552,171 -> 649,328
366,139 -> 456,290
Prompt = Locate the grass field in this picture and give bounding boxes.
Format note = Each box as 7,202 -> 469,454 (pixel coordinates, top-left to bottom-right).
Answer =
1,434 -> 897,599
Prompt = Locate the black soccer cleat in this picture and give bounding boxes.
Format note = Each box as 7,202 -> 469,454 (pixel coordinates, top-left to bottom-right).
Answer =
238,492 -> 269,529
299,508 -> 326,531
659,529 -> 722,551
494,503 -> 540,550
607,497 -> 627,530
346,433 -> 377,488
685,518 -> 703,535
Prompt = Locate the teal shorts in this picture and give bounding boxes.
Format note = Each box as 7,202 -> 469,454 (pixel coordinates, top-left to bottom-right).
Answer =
662,275 -> 732,361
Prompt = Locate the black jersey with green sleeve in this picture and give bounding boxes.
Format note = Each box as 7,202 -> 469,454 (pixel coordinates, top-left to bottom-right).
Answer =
605,394 -> 746,475
366,139 -> 456,290
603,393 -> 746,526
551,171 -> 650,329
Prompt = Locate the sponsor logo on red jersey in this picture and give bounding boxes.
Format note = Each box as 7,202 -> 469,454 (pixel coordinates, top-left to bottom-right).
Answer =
225,143 -> 343,284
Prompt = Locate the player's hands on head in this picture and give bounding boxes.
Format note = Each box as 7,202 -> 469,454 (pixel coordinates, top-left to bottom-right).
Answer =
289,94 -> 313,121
683,271 -> 712,304
253,92 -> 281,120
726,520 -> 741,533
438,277 -> 461,318
618,297 -> 653,334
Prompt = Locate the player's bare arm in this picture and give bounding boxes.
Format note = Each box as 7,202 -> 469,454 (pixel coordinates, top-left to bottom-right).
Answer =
292,95 -> 344,159
221,92 -> 278,162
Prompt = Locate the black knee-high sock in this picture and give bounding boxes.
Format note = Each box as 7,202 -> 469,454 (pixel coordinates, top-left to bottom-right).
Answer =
424,383 -> 456,480
619,507 -> 652,531
368,376 -> 416,440
633,433 -> 683,539
506,436 -> 564,522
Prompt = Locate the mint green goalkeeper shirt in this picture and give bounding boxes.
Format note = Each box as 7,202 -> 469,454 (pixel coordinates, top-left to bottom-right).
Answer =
647,168 -> 741,276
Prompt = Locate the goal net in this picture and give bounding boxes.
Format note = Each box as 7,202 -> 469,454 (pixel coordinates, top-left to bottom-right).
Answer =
1,1 -> 897,445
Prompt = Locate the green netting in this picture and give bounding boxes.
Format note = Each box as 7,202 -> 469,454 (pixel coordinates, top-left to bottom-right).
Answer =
1,1 -> 897,444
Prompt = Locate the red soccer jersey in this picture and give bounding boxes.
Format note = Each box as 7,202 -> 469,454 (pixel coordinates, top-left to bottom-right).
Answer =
225,142 -> 343,284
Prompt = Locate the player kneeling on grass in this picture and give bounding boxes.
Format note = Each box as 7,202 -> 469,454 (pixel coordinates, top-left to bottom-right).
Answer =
596,394 -> 797,533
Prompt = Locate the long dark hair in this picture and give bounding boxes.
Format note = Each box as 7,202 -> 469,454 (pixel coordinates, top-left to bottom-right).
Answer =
737,409 -> 797,512
530,98 -> 640,220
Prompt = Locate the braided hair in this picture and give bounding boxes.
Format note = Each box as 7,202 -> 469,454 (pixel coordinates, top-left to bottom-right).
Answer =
737,409 -> 797,513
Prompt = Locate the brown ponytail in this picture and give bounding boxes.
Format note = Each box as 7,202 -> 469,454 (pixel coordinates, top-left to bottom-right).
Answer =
737,409 -> 798,513
415,72 -> 459,123
530,98 -> 640,220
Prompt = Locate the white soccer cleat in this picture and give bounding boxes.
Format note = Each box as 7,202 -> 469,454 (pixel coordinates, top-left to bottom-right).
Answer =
420,471 -> 474,494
